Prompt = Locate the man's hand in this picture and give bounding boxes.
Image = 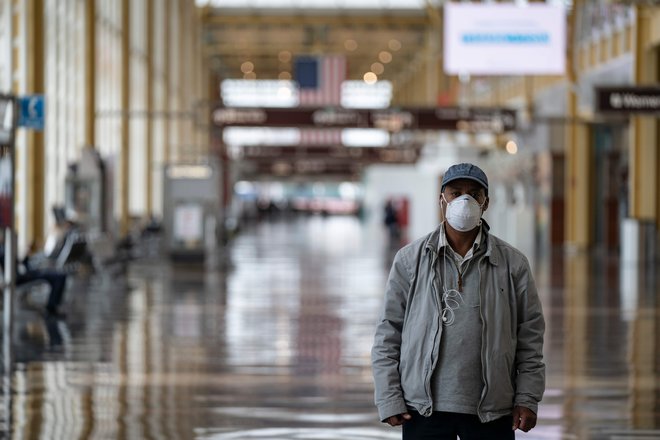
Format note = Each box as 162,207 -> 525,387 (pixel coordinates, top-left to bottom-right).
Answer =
385,412 -> 412,426
512,406 -> 537,432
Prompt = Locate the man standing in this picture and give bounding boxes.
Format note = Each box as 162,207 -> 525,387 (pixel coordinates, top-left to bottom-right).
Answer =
372,163 -> 545,439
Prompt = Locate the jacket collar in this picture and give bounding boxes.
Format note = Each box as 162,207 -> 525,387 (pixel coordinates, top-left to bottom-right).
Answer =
424,220 -> 499,266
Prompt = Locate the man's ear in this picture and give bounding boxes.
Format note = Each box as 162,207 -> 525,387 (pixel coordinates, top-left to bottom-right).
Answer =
482,197 -> 489,212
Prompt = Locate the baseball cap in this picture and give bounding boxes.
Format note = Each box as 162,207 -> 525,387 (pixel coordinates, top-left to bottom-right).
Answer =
441,163 -> 489,195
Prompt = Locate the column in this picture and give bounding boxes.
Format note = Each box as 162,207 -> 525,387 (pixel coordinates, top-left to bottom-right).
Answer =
629,6 -> 658,226
146,0 -> 154,215
120,0 -> 130,236
628,6 -> 659,427
564,0 -> 593,250
84,0 -> 96,147
26,0 -> 45,247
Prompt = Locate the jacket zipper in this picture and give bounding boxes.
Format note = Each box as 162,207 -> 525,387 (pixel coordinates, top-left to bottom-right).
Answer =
424,249 -> 442,416
476,255 -> 488,421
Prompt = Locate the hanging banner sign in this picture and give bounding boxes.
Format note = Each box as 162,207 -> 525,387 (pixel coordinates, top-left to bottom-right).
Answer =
18,95 -> 45,130
443,3 -> 566,75
596,86 -> 660,114
212,106 -> 517,133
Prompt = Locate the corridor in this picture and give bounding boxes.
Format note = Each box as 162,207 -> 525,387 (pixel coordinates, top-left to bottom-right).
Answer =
4,215 -> 660,439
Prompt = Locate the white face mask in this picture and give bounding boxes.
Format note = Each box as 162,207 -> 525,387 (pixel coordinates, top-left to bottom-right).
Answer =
443,194 -> 484,232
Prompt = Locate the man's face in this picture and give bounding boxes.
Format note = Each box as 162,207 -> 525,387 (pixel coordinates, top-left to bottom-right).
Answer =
440,179 -> 489,217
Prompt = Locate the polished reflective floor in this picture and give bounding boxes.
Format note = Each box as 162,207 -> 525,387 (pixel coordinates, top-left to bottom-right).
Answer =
2,215 -> 659,439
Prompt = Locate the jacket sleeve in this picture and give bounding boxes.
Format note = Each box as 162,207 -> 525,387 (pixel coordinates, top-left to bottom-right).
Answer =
513,255 -> 546,414
371,248 -> 413,422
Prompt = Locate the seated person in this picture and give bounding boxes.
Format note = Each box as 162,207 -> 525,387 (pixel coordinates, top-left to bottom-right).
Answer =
0,243 -> 68,318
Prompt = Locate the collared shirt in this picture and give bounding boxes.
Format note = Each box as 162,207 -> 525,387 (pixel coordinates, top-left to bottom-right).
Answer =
438,221 -> 483,267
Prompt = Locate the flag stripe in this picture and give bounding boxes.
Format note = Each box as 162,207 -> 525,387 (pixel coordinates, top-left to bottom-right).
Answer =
299,129 -> 342,146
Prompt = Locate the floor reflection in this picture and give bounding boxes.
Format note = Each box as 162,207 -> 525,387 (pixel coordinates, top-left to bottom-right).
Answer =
2,216 -> 659,439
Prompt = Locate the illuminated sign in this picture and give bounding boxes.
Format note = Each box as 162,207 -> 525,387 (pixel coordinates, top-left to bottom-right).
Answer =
443,3 -> 566,75
213,108 -> 267,125
341,80 -> 392,109
221,80 -> 299,108
213,106 -> 516,133
167,165 -> 213,180
371,111 -> 415,132
596,86 -> 660,114
219,79 -> 393,109
312,109 -> 363,126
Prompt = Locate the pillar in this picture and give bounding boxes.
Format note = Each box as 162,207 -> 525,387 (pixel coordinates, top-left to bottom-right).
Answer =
564,0 -> 593,250
26,0 -> 45,247
84,0 -> 96,148
146,0 -> 154,216
120,0 -> 130,236
629,6 -> 658,226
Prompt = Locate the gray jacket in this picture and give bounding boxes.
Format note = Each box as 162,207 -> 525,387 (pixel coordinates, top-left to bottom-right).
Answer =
372,224 -> 545,423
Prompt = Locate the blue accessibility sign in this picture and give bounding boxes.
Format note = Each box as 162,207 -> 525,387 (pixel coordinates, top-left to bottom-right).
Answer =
18,95 -> 45,131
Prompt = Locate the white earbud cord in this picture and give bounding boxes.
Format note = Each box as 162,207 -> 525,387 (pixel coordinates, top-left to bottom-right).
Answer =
441,247 -> 466,326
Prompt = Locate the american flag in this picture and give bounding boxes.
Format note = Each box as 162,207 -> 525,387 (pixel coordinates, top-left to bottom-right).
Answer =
297,55 -> 346,107
296,55 -> 346,146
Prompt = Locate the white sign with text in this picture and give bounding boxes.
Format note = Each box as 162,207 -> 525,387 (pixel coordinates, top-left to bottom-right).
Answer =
444,3 -> 566,75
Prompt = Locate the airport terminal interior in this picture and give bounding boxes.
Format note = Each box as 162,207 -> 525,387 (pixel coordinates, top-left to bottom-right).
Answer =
0,0 -> 659,439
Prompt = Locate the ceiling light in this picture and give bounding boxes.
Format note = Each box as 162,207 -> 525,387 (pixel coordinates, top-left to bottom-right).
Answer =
371,62 -> 384,75
344,39 -> 358,51
363,72 -> 378,84
505,140 -> 518,154
241,61 -> 254,73
378,51 -> 393,64
278,51 -> 292,62
388,39 -> 402,51
278,71 -> 292,80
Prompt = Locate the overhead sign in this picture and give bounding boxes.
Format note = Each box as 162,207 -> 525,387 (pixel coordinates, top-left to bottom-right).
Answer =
443,3 -> 565,75
596,86 -> 660,114
241,145 -> 421,164
213,106 -> 516,133
18,95 -> 45,130
238,145 -> 422,179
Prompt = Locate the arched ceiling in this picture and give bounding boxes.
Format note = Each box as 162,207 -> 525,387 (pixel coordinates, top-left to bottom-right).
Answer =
199,3 -> 439,85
